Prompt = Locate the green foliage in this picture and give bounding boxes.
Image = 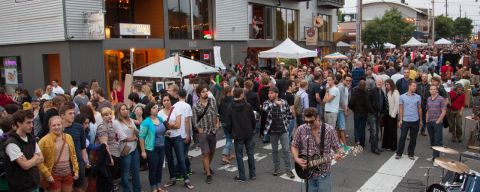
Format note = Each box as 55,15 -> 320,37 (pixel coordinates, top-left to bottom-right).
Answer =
362,8 -> 416,49
435,15 -> 455,39
454,17 -> 473,40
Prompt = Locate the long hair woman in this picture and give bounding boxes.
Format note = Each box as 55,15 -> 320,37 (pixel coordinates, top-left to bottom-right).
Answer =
382,79 -> 399,151
348,80 -> 369,147
139,102 -> 168,192
113,103 -> 141,192
38,116 -> 79,192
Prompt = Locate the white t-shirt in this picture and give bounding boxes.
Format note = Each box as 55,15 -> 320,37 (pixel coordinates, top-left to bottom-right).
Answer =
391,73 -> 403,84
52,86 -> 65,95
158,107 -> 181,137
173,101 -> 193,139
325,86 -> 340,113
6,136 -> 41,162
70,87 -> 78,96
113,119 -> 138,153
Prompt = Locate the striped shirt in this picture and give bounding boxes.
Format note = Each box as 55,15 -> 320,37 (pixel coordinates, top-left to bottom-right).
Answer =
426,95 -> 446,122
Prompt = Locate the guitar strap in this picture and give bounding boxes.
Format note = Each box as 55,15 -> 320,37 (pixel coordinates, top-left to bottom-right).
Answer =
320,122 -> 325,156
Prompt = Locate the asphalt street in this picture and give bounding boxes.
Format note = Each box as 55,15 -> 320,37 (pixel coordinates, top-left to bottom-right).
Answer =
130,109 -> 480,192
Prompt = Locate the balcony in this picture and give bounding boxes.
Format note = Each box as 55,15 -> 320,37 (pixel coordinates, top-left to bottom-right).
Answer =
317,0 -> 344,9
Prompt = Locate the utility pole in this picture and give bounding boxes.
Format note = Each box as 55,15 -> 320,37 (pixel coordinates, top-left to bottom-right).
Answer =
459,5 -> 461,18
445,0 -> 448,16
432,0 -> 435,45
356,0 -> 362,56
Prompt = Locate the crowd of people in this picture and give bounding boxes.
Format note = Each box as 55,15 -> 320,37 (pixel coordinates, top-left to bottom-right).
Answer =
0,43 -> 476,192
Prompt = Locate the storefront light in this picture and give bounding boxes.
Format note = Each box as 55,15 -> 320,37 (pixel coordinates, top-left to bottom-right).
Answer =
105,27 -> 111,39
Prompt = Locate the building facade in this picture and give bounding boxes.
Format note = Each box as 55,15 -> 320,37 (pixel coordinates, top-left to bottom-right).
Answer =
0,0 -> 341,93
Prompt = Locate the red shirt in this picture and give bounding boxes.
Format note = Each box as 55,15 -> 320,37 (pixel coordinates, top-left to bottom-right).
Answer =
0,94 -> 14,107
448,91 -> 465,111
441,65 -> 453,75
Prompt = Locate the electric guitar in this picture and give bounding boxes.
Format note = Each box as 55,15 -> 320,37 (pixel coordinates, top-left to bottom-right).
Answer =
294,144 -> 363,179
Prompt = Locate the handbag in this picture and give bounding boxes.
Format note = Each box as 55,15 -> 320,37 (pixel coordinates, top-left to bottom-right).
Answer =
120,121 -> 137,157
163,107 -> 175,136
41,135 -> 67,189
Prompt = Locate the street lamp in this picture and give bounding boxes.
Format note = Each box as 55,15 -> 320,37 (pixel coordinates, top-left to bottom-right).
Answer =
130,48 -> 135,74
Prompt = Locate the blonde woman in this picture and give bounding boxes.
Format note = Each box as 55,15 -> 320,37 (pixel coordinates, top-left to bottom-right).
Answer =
111,80 -> 124,104
38,116 -> 79,192
96,107 -> 121,187
142,84 -> 156,103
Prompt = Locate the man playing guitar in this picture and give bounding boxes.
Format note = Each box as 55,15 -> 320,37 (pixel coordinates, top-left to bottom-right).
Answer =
291,107 -> 342,192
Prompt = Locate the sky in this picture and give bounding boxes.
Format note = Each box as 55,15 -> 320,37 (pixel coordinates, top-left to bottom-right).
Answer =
342,0 -> 480,32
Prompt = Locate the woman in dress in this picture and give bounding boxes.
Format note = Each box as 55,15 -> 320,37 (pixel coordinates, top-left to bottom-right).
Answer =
113,103 -> 141,192
382,79 -> 399,151
111,80 -> 124,104
139,102 -> 168,192
38,116 -> 79,192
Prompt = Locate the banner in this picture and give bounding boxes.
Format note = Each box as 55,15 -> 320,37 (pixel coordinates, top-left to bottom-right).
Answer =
305,27 -> 318,46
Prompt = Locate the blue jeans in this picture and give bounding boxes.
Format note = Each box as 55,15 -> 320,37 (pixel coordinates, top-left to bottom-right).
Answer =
397,121 -> 420,157
234,138 -> 256,180
367,114 -> 380,151
354,113 -> 367,146
146,146 -> 164,190
308,174 -> 332,192
288,118 -> 296,142
427,122 -> 443,159
316,105 -> 323,120
120,148 -> 141,192
165,136 -> 189,181
222,123 -> 233,156
174,138 -> 192,176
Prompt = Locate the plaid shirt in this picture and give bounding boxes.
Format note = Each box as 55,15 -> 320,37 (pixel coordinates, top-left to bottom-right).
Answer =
262,99 -> 292,135
291,123 -> 340,175
192,98 -> 218,134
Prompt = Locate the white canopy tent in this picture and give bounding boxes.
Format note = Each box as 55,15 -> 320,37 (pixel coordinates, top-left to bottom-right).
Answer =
336,41 -> 351,47
384,42 -> 396,49
401,37 -> 427,47
133,56 -> 218,78
435,38 -> 452,45
258,38 -> 317,59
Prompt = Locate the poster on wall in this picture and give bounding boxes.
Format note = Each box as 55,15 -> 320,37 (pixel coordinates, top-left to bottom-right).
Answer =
305,27 -> 318,46
5,68 -> 18,85
156,82 -> 165,92
313,16 -> 324,27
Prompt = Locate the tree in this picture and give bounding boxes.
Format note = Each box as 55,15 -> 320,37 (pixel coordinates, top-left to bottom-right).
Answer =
435,15 -> 455,39
454,17 -> 473,40
362,8 -> 415,49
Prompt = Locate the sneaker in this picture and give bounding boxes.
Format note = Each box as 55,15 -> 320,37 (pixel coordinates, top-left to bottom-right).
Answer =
187,170 -> 193,176
176,176 -> 184,181
273,169 -> 280,176
409,156 -> 415,160
206,175 -> 212,184
286,170 -> 295,179
184,182 -> 194,190
250,176 -> 257,180
426,157 -> 433,162
163,180 -> 176,188
234,176 -> 246,182
395,155 -> 401,159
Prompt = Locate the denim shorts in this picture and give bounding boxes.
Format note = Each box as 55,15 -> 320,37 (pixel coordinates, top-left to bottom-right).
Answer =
337,110 -> 346,130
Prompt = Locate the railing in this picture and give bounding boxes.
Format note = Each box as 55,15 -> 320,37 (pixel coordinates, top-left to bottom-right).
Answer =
317,0 -> 345,8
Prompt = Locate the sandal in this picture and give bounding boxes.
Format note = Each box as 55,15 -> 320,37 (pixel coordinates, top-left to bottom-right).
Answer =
157,188 -> 168,192
163,180 -> 176,188
184,182 -> 195,190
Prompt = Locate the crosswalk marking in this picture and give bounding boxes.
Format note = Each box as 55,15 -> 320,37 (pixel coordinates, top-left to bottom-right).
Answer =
217,153 -> 269,172
358,155 -> 417,192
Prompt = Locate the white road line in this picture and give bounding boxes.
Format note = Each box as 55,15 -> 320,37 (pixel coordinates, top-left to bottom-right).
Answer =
188,138 -> 227,157
357,155 -> 417,192
262,144 -> 282,150
217,153 -> 269,172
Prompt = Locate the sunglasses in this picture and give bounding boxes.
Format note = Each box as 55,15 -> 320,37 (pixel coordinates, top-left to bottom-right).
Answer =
304,120 -> 315,125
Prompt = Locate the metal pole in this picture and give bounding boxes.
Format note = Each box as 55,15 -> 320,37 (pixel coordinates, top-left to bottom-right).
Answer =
432,0 -> 435,45
356,0 -> 362,56
130,48 -> 134,74
445,0 -> 448,17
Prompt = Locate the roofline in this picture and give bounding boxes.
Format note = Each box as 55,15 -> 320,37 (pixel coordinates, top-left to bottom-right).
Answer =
363,1 -> 428,15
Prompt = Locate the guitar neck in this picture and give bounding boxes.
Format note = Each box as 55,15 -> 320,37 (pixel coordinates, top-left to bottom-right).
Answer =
308,154 -> 334,167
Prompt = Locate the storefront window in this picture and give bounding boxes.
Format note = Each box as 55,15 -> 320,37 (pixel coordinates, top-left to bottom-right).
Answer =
168,0 -> 192,39
105,0 -> 134,38
318,14 -> 332,42
276,8 -> 298,40
193,0 -> 211,39
1,56 -> 22,93
248,4 -> 273,39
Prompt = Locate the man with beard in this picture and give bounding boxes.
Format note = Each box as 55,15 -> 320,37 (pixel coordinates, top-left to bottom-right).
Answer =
92,88 -> 112,112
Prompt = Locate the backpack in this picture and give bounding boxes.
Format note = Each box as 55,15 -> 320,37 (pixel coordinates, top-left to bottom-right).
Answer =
294,92 -> 305,116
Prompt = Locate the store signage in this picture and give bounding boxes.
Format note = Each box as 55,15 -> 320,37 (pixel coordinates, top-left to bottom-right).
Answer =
86,11 -> 105,40
203,53 -> 210,60
313,16 -> 324,28
203,30 -> 212,39
305,27 -> 318,46
119,23 -> 151,36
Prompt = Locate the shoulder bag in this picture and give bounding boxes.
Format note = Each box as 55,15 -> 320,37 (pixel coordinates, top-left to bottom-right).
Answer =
40,135 -> 67,189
